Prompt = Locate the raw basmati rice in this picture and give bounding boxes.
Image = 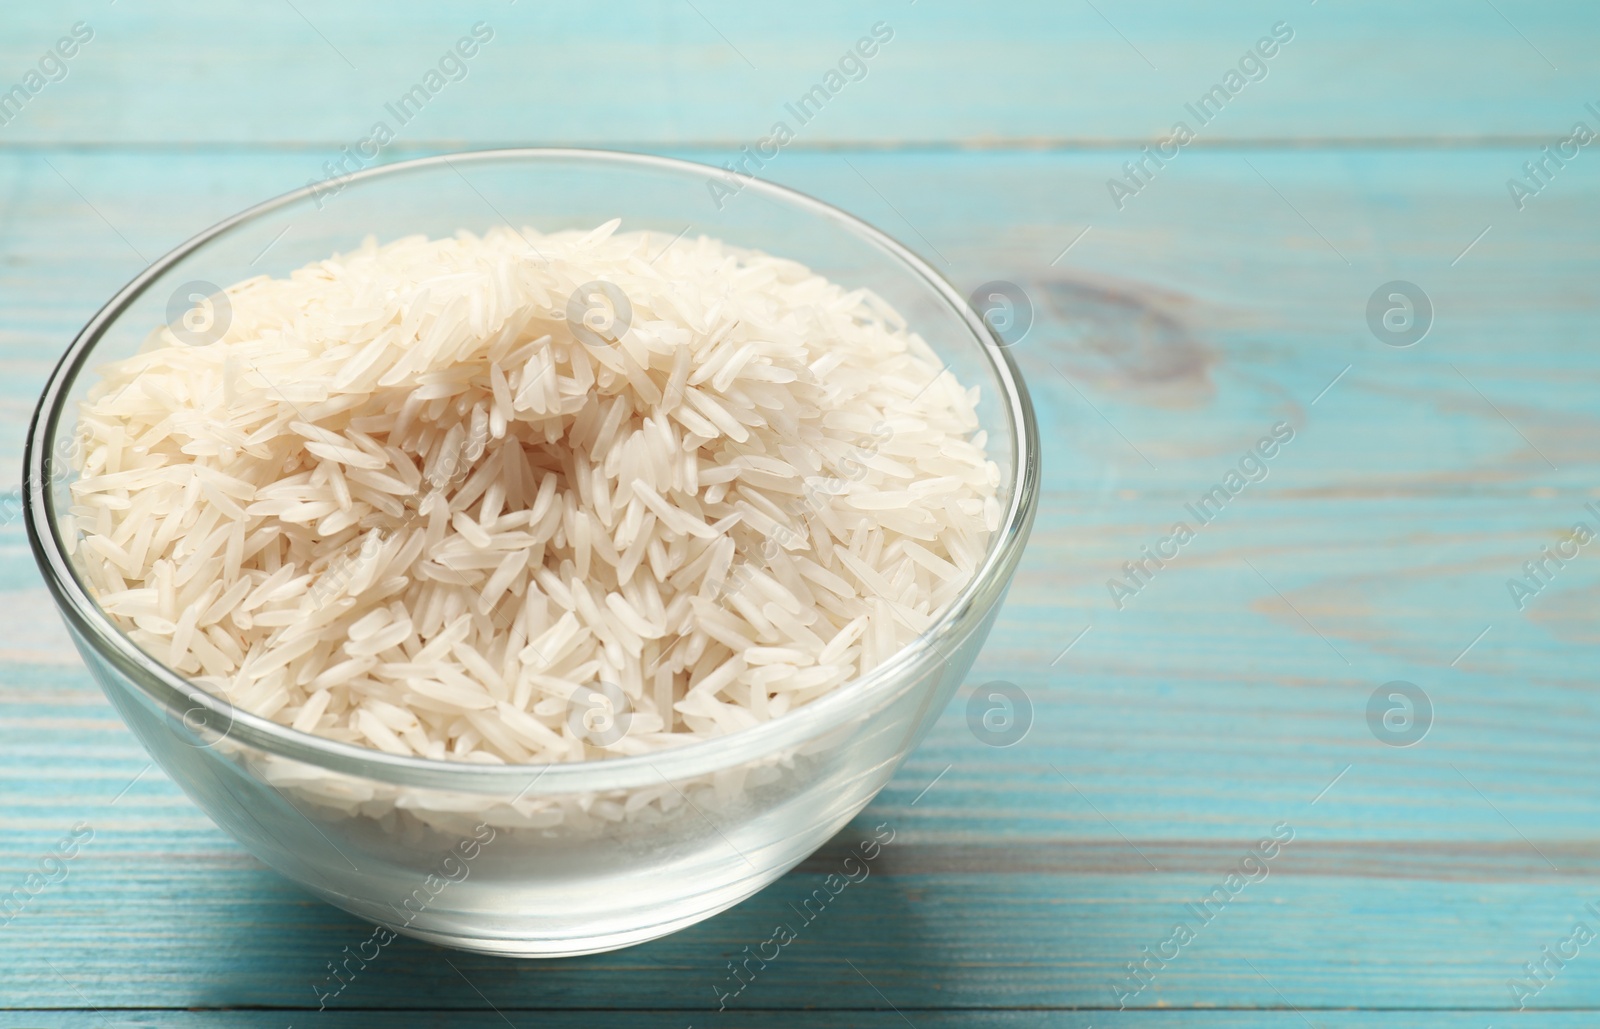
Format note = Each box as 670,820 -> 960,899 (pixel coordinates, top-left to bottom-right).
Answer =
69,222 -> 999,765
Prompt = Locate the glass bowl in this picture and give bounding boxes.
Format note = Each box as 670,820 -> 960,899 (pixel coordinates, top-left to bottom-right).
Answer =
22,148 -> 1039,957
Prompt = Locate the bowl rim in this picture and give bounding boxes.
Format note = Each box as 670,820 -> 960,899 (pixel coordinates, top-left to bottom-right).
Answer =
23,146 -> 1040,795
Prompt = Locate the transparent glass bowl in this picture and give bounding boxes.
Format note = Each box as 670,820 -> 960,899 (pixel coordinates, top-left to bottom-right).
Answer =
22,149 -> 1039,956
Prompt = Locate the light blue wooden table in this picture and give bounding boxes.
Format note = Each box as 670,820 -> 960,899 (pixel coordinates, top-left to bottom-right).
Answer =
3,1 -> 1599,1024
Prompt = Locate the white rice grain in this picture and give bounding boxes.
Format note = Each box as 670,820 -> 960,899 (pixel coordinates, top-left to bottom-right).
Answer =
69,225 -> 999,765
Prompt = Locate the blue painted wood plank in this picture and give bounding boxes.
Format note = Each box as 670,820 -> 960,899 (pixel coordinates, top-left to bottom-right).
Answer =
8,1015 -> 1600,1028
0,1 -> 1594,146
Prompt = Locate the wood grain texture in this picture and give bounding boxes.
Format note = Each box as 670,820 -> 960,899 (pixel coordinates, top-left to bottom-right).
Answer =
0,1 -> 1595,146
7,1016 -> 1600,1029
2,0 -> 1599,1021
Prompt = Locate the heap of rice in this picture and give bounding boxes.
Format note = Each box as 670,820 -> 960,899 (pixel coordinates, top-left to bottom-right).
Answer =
67,222 -> 999,765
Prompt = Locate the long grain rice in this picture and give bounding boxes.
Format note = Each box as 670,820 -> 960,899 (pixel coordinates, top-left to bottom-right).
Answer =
70,223 -> 998,765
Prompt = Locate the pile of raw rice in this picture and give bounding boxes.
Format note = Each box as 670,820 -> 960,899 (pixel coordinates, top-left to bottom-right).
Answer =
67,222 -> 999,765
